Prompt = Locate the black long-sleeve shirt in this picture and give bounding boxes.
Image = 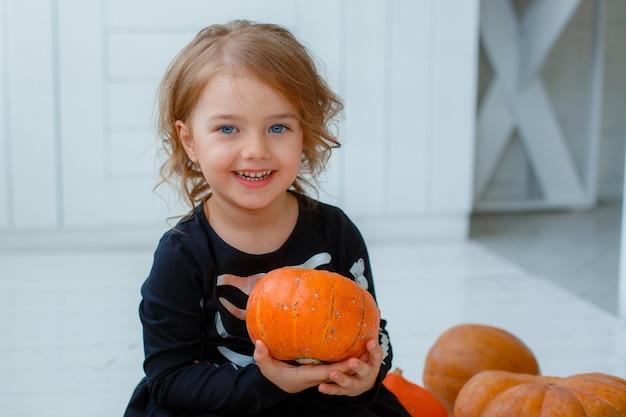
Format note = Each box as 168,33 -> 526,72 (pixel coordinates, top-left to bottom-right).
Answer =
124,193 -> 409,417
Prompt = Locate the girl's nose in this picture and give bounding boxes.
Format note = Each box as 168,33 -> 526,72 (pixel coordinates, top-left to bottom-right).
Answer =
241,131 -> 271,159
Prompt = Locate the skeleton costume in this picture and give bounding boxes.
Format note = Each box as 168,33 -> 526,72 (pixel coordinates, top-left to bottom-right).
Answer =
124,192 -> 409,417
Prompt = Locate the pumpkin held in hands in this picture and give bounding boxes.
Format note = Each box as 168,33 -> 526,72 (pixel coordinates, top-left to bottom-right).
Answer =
383,368 -> 448,417
454,370 -> 626,417
423,324 -> 540,414
245,267 -> 380,364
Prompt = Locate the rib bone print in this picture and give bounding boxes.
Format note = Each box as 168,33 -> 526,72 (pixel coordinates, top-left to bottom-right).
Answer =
214,253 -> 387,367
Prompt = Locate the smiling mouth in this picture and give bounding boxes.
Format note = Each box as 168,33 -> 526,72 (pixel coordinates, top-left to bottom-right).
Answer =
235,170 -> 273,181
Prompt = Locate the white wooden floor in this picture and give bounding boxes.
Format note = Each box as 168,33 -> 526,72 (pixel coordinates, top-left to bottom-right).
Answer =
471,201 -> 622,315
1,212 -> 625,416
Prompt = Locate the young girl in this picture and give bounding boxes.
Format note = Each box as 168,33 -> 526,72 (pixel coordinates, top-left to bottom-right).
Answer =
124,20 -> 410,417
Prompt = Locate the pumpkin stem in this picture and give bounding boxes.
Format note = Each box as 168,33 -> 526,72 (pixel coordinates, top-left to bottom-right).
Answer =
391,367 -> 404,377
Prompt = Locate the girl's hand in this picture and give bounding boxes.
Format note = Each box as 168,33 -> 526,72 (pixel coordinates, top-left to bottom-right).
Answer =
253,340 -> 334,394
318,339 -> 383,397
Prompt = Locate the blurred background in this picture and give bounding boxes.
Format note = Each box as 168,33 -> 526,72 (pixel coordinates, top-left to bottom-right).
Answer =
1,0 -> 625,415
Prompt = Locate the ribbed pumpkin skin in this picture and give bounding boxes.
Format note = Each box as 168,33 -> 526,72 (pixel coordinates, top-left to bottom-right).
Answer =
454,370 -> 626,417
245,267 -> 380,364
383,368 -> 448,417
423,324 -> 540,414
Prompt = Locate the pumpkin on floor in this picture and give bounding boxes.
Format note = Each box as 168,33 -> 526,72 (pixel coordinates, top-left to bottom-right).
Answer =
422,324 -> 540,414
245,267 -> 380,364
453,370 -> 626,417
383,368 -> 448,417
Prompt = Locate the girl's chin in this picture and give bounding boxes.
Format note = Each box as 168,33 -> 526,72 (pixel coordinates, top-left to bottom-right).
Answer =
225,193 -> 287,212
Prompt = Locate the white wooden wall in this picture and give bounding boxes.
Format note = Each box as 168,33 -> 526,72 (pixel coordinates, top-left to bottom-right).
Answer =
0,0 -> 479,249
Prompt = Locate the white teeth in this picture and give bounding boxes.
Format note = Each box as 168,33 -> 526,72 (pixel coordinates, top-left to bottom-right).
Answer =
236,170 -> 272,181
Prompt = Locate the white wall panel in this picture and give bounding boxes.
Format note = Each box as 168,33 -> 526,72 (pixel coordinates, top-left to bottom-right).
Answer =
0,0 -> 9,230
107,132 -> 157,179
107,0 -> 297,30
108,32 -> 193,80
429,0 -> 478,213
58,0 -> 107,227
108,82 -> 158,130
387,0 -> 431,215
105,178 -> 164,226
343,0 -> 388,216
6,0 -> 58,229
297,0 -> 342,206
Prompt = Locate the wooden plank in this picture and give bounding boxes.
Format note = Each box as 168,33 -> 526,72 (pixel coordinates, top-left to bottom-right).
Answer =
520,0 -> 583,85
516,80 -> 585,204
105,178 -> 165,226
476,0 -> 524,203
6,0 -> 58,229
480,0 -> 519,92
429,0 -> 479,213
297,0 -> 342,206
57,0 -> 107,227
108,32 -> 194,80
387,0 -> 431,215
342,0 -> 387,216
354,213 -> 468,243
0,0 -> 9,230
107,0 -> 297,30
107,132 -> 156,179
108,81 -> 158,130
475,80 -> 515,198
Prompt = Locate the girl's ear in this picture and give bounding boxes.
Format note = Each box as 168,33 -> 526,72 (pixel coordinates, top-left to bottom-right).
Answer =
176,120 -> 198,163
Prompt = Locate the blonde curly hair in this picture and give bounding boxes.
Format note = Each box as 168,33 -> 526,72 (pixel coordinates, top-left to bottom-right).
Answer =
156,20 -> 343,210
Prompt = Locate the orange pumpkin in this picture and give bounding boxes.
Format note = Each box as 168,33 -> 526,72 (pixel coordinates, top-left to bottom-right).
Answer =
423,324 -> 540,414
454,370 -> 626,417
245,267 -> 380,364
383,368 -> 448,417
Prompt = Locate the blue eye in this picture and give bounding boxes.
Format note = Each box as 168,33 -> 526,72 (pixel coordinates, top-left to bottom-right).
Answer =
219,126 -> 237,134
269,124 -> 286,133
